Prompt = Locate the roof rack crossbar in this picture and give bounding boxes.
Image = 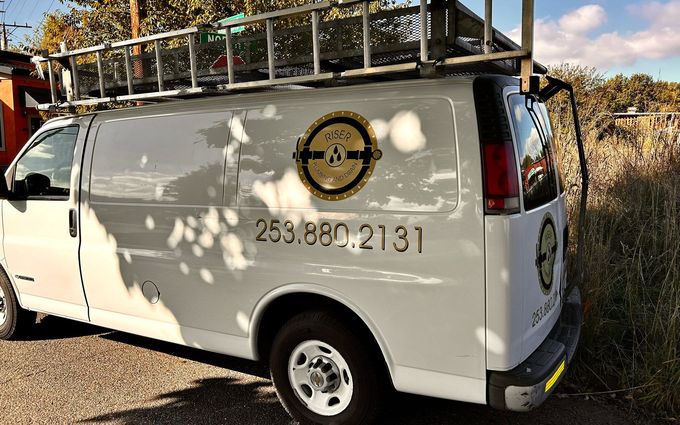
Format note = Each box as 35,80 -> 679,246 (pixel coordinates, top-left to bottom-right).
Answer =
35,0 -> 543,110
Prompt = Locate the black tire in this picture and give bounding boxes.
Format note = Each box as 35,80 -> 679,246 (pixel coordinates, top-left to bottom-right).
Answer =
0,270 -> 36,340
270,310 -> 385,425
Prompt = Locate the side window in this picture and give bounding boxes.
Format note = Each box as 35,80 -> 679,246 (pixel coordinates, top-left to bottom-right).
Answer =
508,94 -> 557,211
14,126 -> 79,199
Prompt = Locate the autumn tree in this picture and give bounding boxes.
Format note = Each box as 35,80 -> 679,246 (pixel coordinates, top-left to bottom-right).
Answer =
547,64 -> 679,115
596,73 -> 680,113
30,0 -> 398,54
653,81 -> 680,112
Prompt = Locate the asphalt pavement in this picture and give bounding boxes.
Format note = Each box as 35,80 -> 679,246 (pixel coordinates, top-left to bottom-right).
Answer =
0,315 -> 646,425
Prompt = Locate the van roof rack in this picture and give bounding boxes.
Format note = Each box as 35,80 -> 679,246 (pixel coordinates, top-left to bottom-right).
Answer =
33,0 -> 543,110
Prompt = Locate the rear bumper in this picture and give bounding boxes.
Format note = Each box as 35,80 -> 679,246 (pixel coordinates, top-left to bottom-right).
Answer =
488,287 -> 583,411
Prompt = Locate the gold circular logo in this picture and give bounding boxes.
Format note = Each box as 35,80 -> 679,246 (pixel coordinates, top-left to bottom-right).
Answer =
536,213 -> 558,295
293,111 -> 381,201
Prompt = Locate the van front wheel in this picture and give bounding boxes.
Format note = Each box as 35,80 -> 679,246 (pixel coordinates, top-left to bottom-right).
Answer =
0,272 -> 36,340
270,311 -> 383,425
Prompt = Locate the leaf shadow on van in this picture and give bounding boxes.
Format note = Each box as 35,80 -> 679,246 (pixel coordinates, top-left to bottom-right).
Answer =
76,104 -> 485,423
81,115 -> 260,354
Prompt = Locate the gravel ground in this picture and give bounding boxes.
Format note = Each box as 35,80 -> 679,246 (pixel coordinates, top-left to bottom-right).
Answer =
0,315 -> 658,425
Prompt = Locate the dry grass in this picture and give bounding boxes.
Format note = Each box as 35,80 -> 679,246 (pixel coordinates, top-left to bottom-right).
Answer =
553,104 -> 680,416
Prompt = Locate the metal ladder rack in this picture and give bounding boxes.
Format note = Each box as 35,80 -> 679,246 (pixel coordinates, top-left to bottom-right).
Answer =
34,0 -> 542,110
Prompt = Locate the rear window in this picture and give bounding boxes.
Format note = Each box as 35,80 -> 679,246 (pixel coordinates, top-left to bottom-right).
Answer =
535,102 -> 565,194
508,94 -> 558,211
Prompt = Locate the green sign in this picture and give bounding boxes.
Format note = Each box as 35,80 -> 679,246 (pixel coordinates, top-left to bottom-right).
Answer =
218,13 -> 246,35
199,32 -> 227,43
199,13 -> 245,44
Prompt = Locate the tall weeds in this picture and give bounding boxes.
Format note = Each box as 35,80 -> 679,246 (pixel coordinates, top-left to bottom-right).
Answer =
551,89 -> 680,415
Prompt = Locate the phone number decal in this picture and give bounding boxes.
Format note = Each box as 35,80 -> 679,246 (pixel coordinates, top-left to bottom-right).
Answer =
531,290 -> 558,327
255,219 -> 423,253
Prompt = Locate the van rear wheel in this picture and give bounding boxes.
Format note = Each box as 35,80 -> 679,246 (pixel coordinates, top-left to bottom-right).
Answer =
270,311 -> 384,425
0,272 -> 36,340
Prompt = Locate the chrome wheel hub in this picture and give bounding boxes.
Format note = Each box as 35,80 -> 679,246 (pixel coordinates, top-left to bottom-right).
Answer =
0,286 -> 7,326
288,340 -> 353,416
307,355 -> 340,392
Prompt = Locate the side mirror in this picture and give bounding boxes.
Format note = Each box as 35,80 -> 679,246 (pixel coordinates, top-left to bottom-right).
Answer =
24,173 -> 51,197
12,179 -> 28,200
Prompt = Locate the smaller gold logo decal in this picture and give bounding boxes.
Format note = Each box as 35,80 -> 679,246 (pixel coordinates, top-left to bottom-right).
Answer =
293,111 -> 382,201
536,213 -> 558,295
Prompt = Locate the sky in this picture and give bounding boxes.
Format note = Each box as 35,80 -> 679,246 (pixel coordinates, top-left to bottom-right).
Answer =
464,0 -> 680,81
2,0 -> 59,46
3,0 -> 680,82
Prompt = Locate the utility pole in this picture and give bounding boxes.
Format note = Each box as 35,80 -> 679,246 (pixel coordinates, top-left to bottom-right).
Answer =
130,0 -> 147,78
0,22 -> 31,51
0,0 -> 31,50
0,0 -> 31,51
130,0 -> 141,54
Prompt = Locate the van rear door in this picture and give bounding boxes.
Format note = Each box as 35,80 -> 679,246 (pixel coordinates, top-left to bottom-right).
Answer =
506,92 -> 565,362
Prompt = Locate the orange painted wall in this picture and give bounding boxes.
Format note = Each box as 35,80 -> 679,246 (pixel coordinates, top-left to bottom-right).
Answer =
0,78 -> 16,166
0,75 -> 50,166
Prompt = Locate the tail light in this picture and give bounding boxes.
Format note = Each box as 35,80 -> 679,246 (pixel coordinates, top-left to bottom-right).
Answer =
474,77 -> 521,215
482,141 -> 520,213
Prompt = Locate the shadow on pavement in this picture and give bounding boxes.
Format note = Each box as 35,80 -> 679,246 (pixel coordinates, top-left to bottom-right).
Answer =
80,376 -> 293,425
20,314 -> 108,341
101,331 -> 271,380
83,331 -> 636,425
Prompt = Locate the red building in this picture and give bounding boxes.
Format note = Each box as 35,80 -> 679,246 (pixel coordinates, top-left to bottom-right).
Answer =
0,50 -> 51,169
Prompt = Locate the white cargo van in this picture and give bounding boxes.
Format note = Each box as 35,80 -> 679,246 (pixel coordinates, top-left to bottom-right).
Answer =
2,0 -> 592,422
0,75 -> 583,423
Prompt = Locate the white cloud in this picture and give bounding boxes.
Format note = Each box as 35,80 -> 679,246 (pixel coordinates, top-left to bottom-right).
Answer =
509,1 -> 680,70
558,4 -> 606,34
629,0 -> 680,28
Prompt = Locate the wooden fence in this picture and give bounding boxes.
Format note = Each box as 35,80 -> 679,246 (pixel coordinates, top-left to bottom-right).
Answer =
613,112 -> 679,133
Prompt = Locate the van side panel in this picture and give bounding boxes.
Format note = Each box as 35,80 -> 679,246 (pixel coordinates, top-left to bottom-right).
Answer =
237,82 -> 487,402
79,108 -> 257,355
78,80 -> 487,403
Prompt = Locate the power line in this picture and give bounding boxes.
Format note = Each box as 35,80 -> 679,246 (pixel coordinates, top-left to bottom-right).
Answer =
13,0 -> 28,20
0,21 -> 31,49
27,0 -> 40,21
0,0 -> 32,51
2,0 -> 13,22
11,0 -> 41,36
37,0 -> 56,29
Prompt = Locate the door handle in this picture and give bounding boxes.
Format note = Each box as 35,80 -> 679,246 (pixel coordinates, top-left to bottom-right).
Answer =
69,208 -> 77,238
